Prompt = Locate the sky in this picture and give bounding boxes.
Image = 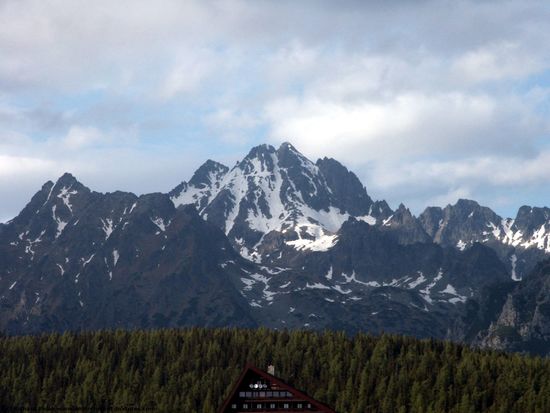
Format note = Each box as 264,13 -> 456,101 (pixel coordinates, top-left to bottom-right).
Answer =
1,0 -> 550,222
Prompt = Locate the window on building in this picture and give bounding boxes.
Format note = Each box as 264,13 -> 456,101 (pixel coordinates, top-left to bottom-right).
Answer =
283,403 -> 289,409
231,403 -> 237,409
270,403 -> 276,408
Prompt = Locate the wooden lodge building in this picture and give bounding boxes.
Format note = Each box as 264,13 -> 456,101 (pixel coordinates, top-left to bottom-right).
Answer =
218,364 -> 336,413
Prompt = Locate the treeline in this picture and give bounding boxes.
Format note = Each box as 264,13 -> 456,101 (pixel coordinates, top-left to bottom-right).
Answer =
0,328 -> 549,412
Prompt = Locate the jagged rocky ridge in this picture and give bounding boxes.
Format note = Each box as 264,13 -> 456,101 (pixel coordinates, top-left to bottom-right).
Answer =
476,259 -> 550,356
1,142 -> 550,355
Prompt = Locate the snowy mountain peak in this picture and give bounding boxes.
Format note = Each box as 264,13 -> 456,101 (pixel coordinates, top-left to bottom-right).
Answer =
170,160 -> 229,213
514,206 -> 550,232
15,173 -> 90,230
168,142 -> 388,263
54,172 -> 81,189
167,143 -> 550,273
278,141 -> 297,150
277,141 -> 311,163
243,143 -> 277,162
188,160 -> 229,188
417,199 -> 550,279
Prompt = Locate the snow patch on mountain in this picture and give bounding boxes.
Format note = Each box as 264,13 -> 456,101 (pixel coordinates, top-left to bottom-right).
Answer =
520,224 -> 550,252
52,205 -> 67,239
286,233 -> 338,252
306,282 -> 331,290
420,269 -> 443,303
325,266 -> 333,280
439,284 -> 468,304
240,277 -> 255,291
510,254 -> 520,281
357,215 -> 376,225
242,272 -> 277,302
171,183 -> 210,209
223,168 -> 249,235
332,285 -> 352,294
57,186 -> 77,213
82,254 -> 95,268
341,271 -> 371,287
151,217 -> 170,232
101,218 -> 114,239
408,272 -> 427,288
23,230 -> 45,260
112,250 -> 120,267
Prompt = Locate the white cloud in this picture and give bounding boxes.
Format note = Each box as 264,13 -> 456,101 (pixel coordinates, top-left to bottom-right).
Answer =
204,108 -> 260,144
157,49 -> 218,100
0,154 -> 56,178
265,92 -> 546,163
62,126 -> 107,150
451,42 -> 545,85
368,152 -> 550,191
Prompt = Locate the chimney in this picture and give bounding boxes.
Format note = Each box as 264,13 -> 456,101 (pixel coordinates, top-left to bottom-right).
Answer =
267,364 -> 275,376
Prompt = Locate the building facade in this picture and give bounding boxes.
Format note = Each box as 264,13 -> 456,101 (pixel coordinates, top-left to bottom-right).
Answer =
218,365 -> 336,413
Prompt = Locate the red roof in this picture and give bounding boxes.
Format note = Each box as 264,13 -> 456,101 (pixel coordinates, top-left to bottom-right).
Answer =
218,364 -> 336,413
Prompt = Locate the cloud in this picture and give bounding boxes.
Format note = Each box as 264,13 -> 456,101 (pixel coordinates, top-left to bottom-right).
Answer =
1,0 -> 550,220
157,49 -> 219,100
0,154 -> 56,178
62,126 -> 107,150
204,108 -> 261,144
366,152 -> 550,195
265,92 -> 546,162
451,42 -> 545,85
0,130 -> 209,222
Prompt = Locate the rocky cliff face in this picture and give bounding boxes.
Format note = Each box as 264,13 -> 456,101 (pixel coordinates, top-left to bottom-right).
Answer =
477,260 -> 550,355
419,200 -> 550,280
1,142 -> 550,355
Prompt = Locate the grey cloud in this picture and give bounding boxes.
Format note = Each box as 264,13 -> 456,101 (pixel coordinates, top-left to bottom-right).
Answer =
1,0 -> 549,93
1,0 -> 550,221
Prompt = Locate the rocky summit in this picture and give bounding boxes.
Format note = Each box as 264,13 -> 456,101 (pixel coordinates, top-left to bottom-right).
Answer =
1,142 -> 550,355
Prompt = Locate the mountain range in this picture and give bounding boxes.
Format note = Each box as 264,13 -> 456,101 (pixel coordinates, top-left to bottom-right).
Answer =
1,142 -> 549,355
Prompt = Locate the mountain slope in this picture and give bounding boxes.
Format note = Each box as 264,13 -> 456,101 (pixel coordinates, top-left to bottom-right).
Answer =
1,142 -> 550,355
0,176 -> 256,333
170,142 -> 392,264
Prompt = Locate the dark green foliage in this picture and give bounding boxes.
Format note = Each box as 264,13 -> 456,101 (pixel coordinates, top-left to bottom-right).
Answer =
0,328 -> 549,412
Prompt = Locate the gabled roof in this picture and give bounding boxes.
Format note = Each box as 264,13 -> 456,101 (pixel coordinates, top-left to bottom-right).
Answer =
218,364 -> 336,413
